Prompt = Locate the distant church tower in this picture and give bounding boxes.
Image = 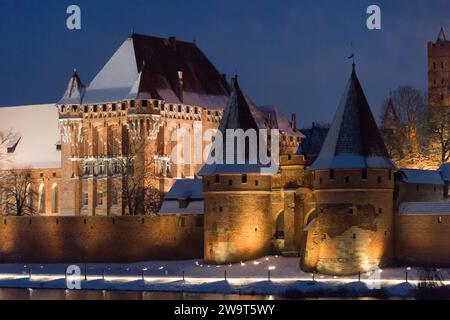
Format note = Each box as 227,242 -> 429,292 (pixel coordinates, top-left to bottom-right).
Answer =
428,27 -> 450,109
305,65 -> 396,275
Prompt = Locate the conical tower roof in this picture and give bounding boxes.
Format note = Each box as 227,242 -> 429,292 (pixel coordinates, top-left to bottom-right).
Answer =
310,66 -> 394,170
199,76 -> 274,175
58,69 -> 85,105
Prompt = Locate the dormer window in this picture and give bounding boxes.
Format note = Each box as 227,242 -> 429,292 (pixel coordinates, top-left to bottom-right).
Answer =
141,100 -> 148,107
6,135 -> 21,153
61,105 -> 66,113
56,143 -> 61,151
72,105 -> 78,112
130,100 -> 135,108
93,105 -> 98,112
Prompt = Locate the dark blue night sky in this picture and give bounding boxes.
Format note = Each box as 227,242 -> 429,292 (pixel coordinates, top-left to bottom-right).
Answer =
0,0 -> 449,127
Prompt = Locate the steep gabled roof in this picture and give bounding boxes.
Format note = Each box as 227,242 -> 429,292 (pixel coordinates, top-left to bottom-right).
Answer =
82,33 -> 230,108
199,77 -> 274,175
310,66 -> 395,170
58,70 -> 85,105
0,104 -> 61,169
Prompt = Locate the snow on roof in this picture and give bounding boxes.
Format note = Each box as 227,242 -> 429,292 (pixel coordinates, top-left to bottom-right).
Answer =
399,168 -> 444,186
158,200 -> 204,215
82,34 -> 230,108
399,201 -> 450,215
164,179 -> 204,200
58,70 -> 85,105
0,104 -> 61,169
297,124 -> 329,157
252,105 -> 304,138
159,179 -> 204,215
310,66 -> 395,170
199,77 -> 277,175
439,163 -> 450,182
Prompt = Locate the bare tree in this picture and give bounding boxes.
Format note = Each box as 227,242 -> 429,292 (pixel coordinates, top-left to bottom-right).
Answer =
380,86 -> 430,167
0,168 -> 34,216
427,107 -> 450,165
110,131 -> 162,216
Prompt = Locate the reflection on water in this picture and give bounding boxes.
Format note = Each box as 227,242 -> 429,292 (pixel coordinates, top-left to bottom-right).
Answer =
0,288 -> 280,300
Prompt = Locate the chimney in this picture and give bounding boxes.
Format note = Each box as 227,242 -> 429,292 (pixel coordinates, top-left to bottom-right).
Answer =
178,70 -> 184,102
267,113 -> 272,128
291,113 -> 297,131
169,36 -> 177,51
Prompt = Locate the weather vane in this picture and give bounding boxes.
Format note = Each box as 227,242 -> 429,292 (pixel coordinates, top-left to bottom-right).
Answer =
348,42 -> 355,68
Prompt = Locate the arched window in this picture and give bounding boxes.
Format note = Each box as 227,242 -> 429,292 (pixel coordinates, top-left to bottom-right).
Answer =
26,183 -> 33,214
275,211 -> 284,239
51,184 -> 58,214
38,183 -> 46,214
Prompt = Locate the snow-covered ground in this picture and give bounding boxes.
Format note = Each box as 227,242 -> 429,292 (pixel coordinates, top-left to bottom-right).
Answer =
0,256 -> 446,298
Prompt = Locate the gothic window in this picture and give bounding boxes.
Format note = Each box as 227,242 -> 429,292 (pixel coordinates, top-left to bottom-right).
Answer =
38,183 -> 45,214
83,163 -> 90,176
51,183 -> 58,214
93,105 -> 98,112
112,104 -> 116,111
111,188 -> 118,206
178,105 -> 182,112
99,162 -> 105,176
97,193 -> 103,206
82,193 -> 88,206
61,105 -> 66,113
72,105 -> 77,112
438,216 -> 443,224
26,183 -> 33,212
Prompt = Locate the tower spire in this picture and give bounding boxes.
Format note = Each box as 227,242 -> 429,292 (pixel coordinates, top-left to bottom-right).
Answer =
438,26 -> 446,41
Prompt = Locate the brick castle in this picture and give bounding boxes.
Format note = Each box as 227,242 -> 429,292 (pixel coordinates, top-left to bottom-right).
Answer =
1,30 -> 450,276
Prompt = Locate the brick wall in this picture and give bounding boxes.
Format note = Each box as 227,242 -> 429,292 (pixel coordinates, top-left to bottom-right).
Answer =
395,214 -> 450,266
0,215 -> 203,263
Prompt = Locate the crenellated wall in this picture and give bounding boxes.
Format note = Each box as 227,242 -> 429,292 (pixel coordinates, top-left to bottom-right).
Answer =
203,174 -> 283,264
0,215 -> 203,263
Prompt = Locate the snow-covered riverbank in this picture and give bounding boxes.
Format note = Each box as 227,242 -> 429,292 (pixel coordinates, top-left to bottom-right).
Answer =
0,256 -> 446,298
